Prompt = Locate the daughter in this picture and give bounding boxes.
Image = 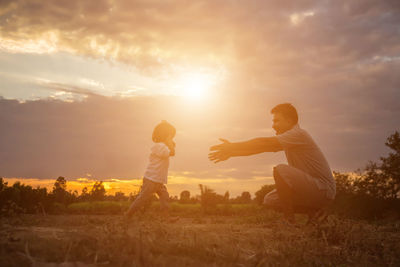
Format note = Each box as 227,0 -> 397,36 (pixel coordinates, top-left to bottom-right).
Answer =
125,120 -> 176,218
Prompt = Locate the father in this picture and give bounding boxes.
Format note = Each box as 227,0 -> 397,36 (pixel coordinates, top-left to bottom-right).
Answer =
208,103 -> 336,224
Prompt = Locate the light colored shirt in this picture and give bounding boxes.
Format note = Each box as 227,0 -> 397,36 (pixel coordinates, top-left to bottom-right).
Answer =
143,142 -> 171,184
276,124 -> 336,199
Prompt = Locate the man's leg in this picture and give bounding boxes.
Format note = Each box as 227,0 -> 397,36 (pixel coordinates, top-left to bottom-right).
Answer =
271,164 -> 332,224
263,189 -> 282,212
273,166 -> 295,222
125,179 -> 156,217
305,199 -> 333,225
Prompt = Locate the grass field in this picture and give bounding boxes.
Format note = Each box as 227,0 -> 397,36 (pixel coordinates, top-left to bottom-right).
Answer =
1,208 -> 400,266
66,201 -> 262,216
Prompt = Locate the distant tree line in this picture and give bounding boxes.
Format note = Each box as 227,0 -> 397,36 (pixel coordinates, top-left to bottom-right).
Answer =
1,131 -> 399,219
0,176 -> 131,215
0,177 -> 257,215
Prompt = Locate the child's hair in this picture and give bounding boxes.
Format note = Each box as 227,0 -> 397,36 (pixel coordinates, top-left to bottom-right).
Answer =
152,120 -> 176,143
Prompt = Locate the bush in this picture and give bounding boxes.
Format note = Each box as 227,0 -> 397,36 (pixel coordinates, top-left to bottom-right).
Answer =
254,184 -> 275,205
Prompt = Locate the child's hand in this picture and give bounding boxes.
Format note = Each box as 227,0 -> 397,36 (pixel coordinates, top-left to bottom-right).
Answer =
164,137 -> 176,156
165,138 -> 175,149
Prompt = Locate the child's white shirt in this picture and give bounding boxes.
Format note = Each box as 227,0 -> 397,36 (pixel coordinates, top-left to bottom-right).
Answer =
143,142 -> 170,184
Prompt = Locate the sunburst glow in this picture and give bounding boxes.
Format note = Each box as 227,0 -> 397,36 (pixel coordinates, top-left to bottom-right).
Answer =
178,72 -> 216,101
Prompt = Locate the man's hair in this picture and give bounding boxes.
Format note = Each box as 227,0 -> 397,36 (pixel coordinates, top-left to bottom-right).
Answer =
270,103 -> 298,124
152,120 -> 176,143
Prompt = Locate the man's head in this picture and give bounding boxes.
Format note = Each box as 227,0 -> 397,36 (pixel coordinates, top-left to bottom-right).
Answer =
270,103 -> 298,134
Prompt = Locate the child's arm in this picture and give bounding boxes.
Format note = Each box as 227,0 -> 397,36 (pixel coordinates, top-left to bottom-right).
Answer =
165,140 -> 176,157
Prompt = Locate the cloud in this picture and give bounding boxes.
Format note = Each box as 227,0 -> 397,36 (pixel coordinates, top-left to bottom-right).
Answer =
0,0 -> 400,189
37,80 -> 102,97
1,0 -> 398,75
0,83 -> 398,182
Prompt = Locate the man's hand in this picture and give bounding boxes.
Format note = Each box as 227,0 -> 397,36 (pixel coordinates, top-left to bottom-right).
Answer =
208,138 -> 231,163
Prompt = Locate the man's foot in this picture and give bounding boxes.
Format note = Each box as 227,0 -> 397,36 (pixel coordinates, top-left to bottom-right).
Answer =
307,209 -> 329,226
283,212 -> 295,224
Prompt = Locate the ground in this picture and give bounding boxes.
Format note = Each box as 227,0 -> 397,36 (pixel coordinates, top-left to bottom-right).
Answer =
1,212 -> 400,266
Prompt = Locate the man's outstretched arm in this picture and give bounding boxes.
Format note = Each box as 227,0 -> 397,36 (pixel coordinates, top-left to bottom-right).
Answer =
208,137 -> 283,163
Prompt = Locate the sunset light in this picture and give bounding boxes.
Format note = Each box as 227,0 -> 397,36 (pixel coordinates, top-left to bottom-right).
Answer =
176,72 -> 217,101
1,1 -> 399,264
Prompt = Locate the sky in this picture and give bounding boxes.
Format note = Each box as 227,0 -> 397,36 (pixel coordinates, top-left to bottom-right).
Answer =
1,0 -> 400,197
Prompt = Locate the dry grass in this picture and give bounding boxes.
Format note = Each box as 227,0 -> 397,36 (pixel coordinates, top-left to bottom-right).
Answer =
1,212 -> 400,266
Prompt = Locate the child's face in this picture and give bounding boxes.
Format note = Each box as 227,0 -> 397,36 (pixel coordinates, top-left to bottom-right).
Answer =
163,134 -> 175,146
166,133 -> 175,141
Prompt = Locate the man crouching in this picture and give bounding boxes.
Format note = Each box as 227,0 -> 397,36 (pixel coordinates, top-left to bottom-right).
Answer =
209,103 -> 336,224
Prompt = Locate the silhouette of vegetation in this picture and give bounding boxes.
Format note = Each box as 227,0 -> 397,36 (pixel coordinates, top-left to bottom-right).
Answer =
329,131 -> 400,219
254,184 -> 276,204
199,184 -> 219,212
89,181 -> 106,201
0,131 -> 399,219
231,191 -> 252,204
179,190 -> 191,203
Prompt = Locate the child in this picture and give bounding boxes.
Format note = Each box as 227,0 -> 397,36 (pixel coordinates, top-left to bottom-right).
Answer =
125,120 -> 176,218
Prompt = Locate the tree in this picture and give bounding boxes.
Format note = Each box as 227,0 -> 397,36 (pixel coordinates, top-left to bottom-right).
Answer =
254,184 -> 276,205
79,187 -> 89,201
199,184 -> 219,211
240,191 -> 251,203
333,171 -> 354,195
90,181 -> 106,201
380,131 -> 400,198
53,176 -> 67,192
354,131 -> 400,199
179,190 -> 191,203
0,178 -> 7,192
114,191 -> 127,201
52,176 -> 68,204
224,191 -> 230,203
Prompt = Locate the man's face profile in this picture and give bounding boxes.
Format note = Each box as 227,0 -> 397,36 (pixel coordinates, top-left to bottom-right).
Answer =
272,113 -> 294,135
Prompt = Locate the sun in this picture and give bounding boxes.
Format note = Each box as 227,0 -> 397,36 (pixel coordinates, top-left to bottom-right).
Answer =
179,72 -> 214,101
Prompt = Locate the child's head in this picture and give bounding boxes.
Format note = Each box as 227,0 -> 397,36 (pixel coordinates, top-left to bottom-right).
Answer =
152,120 -> 176,143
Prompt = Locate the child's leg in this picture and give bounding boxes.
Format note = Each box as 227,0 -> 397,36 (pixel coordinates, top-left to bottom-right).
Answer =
125,179 -> 156,217
155,184 -> 170,213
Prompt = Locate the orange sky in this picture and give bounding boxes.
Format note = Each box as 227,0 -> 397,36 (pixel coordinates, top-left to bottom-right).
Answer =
3,174 -> 273,198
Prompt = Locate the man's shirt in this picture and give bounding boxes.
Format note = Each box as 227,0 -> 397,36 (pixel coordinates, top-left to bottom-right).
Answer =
276,124 -> 336,199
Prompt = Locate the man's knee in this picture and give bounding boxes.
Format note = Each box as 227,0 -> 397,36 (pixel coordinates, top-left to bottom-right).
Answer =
273,164 -> 290,186
273,164 -> 289,177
